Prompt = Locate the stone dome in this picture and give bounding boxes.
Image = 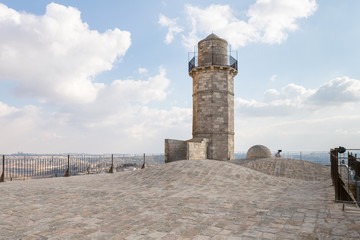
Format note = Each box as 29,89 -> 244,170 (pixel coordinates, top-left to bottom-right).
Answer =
246,145 -> 272,159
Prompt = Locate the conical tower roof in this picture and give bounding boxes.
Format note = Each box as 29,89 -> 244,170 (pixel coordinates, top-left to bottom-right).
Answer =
199,33 -> 227,44
205,33 -> 221,40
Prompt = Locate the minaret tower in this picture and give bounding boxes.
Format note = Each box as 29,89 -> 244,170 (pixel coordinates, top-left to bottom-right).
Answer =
188,34 -> 237,160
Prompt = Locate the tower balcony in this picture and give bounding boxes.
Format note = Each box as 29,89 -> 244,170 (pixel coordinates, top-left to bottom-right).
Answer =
188,47 -> 238,73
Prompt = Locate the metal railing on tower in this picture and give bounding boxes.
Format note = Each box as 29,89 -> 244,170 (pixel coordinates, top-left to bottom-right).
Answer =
188,45 -> 238,72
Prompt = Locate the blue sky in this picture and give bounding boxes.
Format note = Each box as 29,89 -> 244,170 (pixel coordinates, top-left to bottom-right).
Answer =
0,0 -> 359,154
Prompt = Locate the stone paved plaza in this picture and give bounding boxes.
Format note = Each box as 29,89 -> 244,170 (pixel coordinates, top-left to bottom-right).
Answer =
1,159 -> 359,239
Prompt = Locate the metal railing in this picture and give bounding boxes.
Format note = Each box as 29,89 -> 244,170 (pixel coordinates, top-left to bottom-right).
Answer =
189,56 -> 196,72
188,46 -> 238,72
281,151 -> 330,165
234,151 -> 331,165
0,154 -> 164,182
330,148 -> 360,207
229,55 -> 238,71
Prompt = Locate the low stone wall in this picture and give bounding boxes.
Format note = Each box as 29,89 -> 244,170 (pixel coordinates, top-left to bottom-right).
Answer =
165,139 -> 187,163
165,138 -> 209,162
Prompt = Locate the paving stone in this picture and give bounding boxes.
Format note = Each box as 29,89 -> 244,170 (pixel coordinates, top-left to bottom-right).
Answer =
192,236 -> 210,240
0,159 -> 359,239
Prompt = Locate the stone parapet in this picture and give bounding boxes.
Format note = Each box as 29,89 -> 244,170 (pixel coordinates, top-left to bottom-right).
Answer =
165,138 -> 209,163
165,139 -> 187,163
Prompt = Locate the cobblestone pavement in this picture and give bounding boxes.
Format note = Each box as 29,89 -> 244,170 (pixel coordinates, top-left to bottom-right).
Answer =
0,159 -> 359,239
229,158 -> 329,181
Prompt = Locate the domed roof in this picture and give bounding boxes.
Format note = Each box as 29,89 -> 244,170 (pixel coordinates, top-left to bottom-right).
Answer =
246,145 -> 272,159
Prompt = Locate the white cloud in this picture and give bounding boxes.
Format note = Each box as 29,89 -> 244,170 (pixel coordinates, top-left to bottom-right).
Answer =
0,101 -> 18,116
0,66 -> 191,153
307,76 -> 360,105
335,129 -> 349,135
174,0 -> 318,49
335,129 -> 360,136
138,67 -> 148,74
236,83 -> 314,117
182,4 -> 257,49
101,67 -> 170,105
236,77 -> 360,117
0,100 -> 192,154
270,74 -> 278,81
247,0 -> 318,44
0,3 -> 131,105
0,3 -> 191,154
0,102 -> 49,151
158,14 -> 183,44
235,115 -> 360,152
49,67 -> 172,128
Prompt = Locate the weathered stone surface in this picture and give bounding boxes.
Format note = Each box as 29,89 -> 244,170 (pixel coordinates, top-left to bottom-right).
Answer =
165,34 -> 237,162
230,157 -> 329,181
187,138 -> 209,160
1,159 -> 359,239
198,34 -> 227,67
165,139 -> 187,163
246,145 -> 272,159
189,34 -> 237,161
165,138 -> 209,162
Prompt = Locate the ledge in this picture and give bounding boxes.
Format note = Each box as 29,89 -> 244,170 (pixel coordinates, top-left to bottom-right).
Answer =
189,65 -> 238,76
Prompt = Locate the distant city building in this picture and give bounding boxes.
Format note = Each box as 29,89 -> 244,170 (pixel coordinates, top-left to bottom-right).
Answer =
165,34 -> 238,162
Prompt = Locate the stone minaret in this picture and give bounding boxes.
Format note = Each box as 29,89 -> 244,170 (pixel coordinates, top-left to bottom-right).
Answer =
189,34 -> 237,160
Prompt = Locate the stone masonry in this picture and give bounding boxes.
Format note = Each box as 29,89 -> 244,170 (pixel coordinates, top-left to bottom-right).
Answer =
189,34 -> 237,160
165,138 -> 208,163
186,138 -> 209,160
165,33 -> 237,162
164,139 -> 187,163
1,159 -> 360,239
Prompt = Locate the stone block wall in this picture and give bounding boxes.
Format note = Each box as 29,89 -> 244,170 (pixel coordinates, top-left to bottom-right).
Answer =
187,138 -> 209,160
165,138 -> 209,163
198,36 -> 227,67
190,66 -> 236,161
165,139 -> 187,163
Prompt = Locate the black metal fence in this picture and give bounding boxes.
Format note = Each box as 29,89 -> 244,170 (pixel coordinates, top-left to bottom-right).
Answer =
188,47 -> 238,72
330,148 -> 360,206
0,154 -> 164,182
281,151 -> 330,165
234,151 -> 331,165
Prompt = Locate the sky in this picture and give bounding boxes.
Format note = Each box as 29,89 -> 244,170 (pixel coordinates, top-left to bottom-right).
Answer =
0,0 -> 359,154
